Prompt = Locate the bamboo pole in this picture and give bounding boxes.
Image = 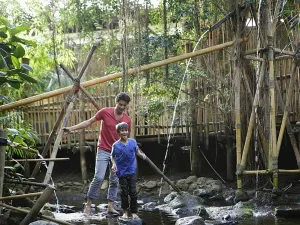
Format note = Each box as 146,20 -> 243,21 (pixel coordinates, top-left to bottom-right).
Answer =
268,35 -> 278,188
0,203 -> 72,225
0,129 -> 7,214
20,185 -> 55,225
243,169 -> 300,174
0,192 -> 42,201
8,158 -> 69,162
0,38 -> 248,111
276,64 -> 299,156
43,99 -> 75,184
141,156 -> 182,195
5,179 -> 48,188
79,93 -> 88,183
240,62 -> 266,168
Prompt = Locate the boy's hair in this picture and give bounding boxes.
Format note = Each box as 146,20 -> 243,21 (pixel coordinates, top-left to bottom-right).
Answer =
116,122 -> 129,133
115,92 -> 131,103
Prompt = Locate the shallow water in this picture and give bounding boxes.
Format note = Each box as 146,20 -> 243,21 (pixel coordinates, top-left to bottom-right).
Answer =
53,209 -> 300,225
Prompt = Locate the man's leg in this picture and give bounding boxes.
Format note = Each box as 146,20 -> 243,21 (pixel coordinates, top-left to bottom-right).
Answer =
119,175 -> 129,218
84,150 -> 109,215
107,162 -> 119,213
128,173 -> 138,217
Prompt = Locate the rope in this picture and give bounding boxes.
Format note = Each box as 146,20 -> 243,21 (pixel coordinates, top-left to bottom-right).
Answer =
200,149 -> 226,184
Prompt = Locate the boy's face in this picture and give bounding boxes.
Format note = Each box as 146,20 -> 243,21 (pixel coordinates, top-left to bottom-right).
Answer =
119,128 -> 128,140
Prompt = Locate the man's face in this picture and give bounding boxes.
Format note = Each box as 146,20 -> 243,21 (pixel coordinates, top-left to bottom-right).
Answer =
119,128 -> 128,139
115,100 -> 128,114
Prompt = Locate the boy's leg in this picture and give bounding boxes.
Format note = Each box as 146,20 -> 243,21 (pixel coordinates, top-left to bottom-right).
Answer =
128,173 -> 138,214
84,150 -> 109,215
119,175 -> 130,215
107,162 -> 119,213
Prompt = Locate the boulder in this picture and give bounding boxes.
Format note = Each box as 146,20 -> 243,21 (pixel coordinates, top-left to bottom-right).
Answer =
175,216 -> 205,225
29,221 -> 58,225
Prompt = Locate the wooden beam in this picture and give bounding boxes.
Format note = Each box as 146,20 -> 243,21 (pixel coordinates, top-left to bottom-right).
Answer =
0,38 -> 248,111
0,192 -> 42,201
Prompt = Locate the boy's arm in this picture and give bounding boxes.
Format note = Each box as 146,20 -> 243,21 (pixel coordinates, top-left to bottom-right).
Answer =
111,148 -> 117,173
137,148 -> 147,160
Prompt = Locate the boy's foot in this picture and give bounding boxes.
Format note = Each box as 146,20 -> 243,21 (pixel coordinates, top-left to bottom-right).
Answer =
132,213 -> 139,219
83,204 -> 91,216
121,209 -> 129,219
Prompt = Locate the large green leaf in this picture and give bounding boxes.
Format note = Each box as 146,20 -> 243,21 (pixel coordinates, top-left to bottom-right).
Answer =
11,36 -> 37,47
18,72 -> 37,83
7,79 -> 21,89
0,31 -> 7,38
0,76 -> 7,83
13,45 -> 25,58
11,55 -> 20,68
0,55 -> 8,69
0,16 -> 9,26
9,24 -> 30,36
21,63 -> 33,72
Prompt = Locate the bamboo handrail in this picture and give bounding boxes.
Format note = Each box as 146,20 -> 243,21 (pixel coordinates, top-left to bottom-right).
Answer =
0,192 -> 42,200
7,158 -> 69,162
0,38 -> 248,111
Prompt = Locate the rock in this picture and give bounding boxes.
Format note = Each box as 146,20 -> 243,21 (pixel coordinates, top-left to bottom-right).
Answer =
142,202 -> 157,211
204,220 -> 238,225
101,180 -> 109,189
234,190 -> 249,203
160,182 -> 171,195
166,192 -> 205,209
164,192 -> 177,203
176,179 -> 189,191
275,205 -> 300,217
193,188 -> 214,198
41,210 -> 55,218
29,221 -> 59,225
186,176 -> 198,184
189,183 -> 198,191
175,216 -> 205,225
118,217 -> 143,225
56,183 -> 64,188
144,181 -> 157,189
73,182 -> 82,186
6,208 -> 28,225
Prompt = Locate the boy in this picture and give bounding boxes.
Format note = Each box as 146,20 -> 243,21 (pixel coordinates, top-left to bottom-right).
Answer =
111,122 -> 146,219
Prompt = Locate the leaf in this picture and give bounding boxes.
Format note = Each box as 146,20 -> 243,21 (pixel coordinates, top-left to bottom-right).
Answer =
0,76 -> 8,83
9,24 -> 30,36
0,31 -> 7,38
0,54 -> 8,69
11,36 -> 37,47
0,16 -> 9,26
11,55 -> 20,68
13,45 -> 25,58
7,79 -> 21,89
21,63 -> 33,72
18,72 -> 37,83
0,95 -> 9,102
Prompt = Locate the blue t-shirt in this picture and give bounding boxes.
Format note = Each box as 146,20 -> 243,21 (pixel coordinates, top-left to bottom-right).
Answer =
111,138 -> 138,177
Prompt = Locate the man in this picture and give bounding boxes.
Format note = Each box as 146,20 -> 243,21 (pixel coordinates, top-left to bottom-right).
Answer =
63,92 -> 131,215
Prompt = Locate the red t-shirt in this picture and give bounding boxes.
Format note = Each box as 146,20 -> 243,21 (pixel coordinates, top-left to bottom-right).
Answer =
95,107 -> 131,152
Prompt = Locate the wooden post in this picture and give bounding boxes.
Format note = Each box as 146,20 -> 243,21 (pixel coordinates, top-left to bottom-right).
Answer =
79,93 -> 88,183
0,129 -> 7,215
0,192 -> 42,201
20,185 -> 55,225
186,43 -> 201,176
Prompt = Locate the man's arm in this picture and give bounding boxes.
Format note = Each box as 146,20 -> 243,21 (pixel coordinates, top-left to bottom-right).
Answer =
63,116 -> 97,133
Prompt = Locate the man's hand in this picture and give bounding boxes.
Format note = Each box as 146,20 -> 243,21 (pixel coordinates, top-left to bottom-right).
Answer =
112,164 -> 117,173
62,127 -> 71,134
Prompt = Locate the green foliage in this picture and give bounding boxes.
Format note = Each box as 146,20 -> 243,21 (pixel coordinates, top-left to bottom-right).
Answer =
0,16 -> 37,101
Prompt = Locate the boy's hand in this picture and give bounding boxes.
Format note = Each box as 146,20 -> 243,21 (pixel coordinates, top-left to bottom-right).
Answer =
141,153 -> 147,160
112,164 -> 117,173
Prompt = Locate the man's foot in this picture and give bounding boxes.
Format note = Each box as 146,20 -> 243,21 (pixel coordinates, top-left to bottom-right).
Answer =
107,207 -> 119,215
132,213 -> 139,219
83,204 -> 91,216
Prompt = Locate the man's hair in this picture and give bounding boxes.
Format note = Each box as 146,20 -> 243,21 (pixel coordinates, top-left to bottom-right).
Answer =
115,92 -> 131,103
116,122 -> 129,133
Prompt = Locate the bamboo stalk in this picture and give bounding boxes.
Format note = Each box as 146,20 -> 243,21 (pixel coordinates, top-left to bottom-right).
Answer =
0,203 -> 72,225
7,158 -> 69,162
242,62 -> 268,166
0,192 -> 42,201
0,38 -> 248,111
0,129 -> 7,214
43,99 -> 75,184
